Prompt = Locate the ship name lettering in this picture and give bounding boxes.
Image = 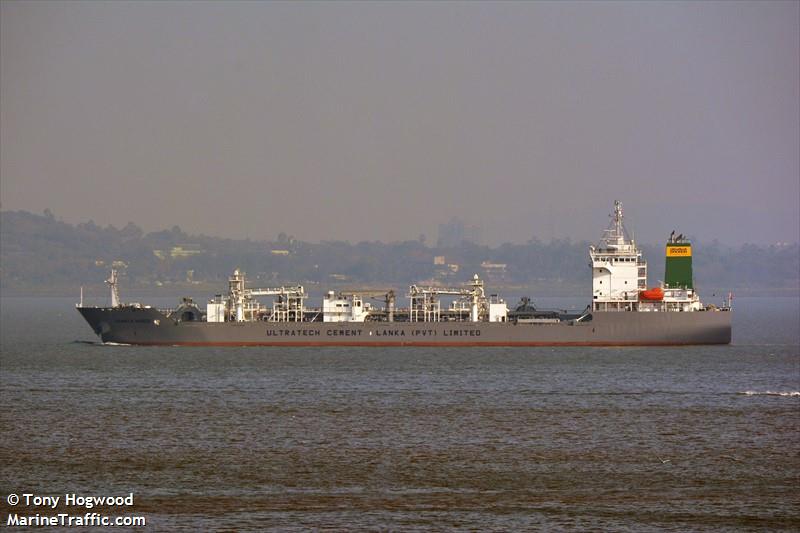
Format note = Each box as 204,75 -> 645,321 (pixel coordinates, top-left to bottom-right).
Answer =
266,329 -> 321,336
376,329 -> 405,336
443,330 -> 481,337
327,329 -> 363,337
412,329 -> 436,337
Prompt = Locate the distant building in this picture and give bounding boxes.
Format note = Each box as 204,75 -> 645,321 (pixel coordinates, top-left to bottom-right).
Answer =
169,246 -> 203,258
481,261 -> 507,282
95,259 -> 128,268
480,261 -> 507,274
153,246 -> 204,260
437,218 -> 483,247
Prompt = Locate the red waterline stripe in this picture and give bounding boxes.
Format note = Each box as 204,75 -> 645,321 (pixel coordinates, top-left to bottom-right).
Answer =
108,341 -> 727,347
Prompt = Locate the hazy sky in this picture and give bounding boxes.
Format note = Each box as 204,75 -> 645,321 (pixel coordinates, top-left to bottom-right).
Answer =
2,1 -> 798,245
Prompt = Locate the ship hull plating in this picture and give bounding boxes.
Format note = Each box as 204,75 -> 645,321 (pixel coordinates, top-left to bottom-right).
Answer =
77,307 -> 731,346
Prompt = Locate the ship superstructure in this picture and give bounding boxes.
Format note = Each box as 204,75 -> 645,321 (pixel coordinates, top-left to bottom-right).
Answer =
589,200 -> 647,311
76,202 -> 732,346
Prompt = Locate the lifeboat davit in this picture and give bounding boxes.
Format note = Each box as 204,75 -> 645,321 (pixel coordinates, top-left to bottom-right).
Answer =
639,287 -> 664,301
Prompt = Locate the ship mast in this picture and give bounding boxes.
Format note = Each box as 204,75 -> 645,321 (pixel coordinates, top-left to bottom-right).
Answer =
106,269 -> 121,308
601,200 -> 633,251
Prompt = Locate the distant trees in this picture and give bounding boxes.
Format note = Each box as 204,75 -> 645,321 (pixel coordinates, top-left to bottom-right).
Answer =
1,209 -> 797,292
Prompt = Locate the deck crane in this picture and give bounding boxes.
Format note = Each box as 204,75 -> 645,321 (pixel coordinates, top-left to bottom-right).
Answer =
226,269 -> 306,322
408,275 -> 486,322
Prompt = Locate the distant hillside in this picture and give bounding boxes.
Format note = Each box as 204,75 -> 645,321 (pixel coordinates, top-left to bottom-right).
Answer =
1,210 -> 797,295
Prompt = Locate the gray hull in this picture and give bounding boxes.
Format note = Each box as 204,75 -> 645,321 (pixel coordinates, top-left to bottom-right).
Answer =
77,307 -> 732,346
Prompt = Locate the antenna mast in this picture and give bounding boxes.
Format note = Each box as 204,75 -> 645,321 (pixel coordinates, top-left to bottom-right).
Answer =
106,269 -> 121,307
611,200 -> 624,243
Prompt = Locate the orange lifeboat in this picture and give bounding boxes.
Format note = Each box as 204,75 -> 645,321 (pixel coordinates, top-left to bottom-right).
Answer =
639,287 -> 664,301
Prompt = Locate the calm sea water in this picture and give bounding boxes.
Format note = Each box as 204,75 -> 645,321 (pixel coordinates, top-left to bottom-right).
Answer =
1,296 -> 798,531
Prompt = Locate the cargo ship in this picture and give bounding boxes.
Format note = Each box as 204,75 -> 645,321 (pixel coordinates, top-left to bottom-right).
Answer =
77,202 -> 732,346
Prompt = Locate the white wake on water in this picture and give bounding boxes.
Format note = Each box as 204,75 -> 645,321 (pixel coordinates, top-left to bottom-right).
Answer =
740,391 -> 800,397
